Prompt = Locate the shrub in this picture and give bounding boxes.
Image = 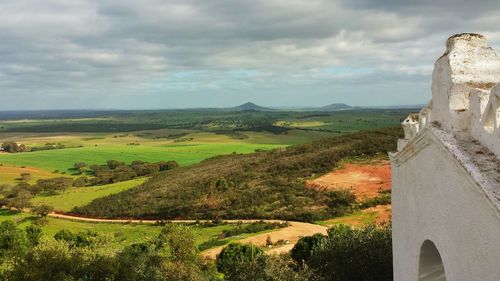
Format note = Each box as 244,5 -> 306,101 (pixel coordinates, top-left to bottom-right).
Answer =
216,243 -> 266,281
307,224 -> 393,281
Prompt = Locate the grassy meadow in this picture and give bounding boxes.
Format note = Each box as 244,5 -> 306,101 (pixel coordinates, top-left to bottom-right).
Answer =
0,131 -> 291,176
0,209 -> 271,251
31,178 -> 147,212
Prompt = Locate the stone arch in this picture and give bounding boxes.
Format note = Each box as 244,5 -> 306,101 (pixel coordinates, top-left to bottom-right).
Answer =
418,240 -> 447,281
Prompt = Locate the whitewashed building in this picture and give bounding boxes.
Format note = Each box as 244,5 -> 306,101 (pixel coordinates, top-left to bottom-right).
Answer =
391,33 -> 500,281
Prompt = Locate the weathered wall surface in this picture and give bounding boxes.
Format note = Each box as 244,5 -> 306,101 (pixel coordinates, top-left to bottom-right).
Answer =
392,33 -> 500,281
392,130 -> 500,281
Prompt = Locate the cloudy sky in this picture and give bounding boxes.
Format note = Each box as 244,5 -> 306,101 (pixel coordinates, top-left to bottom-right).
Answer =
1,0 -> 500,110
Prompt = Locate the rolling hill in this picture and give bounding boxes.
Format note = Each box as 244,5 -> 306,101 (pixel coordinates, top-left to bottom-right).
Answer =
232,102 -> 273,111
320,103 -> 353,111
73,127 -> 402,221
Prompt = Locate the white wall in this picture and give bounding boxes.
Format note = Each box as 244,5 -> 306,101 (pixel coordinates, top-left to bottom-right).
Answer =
392,130 -> 500,281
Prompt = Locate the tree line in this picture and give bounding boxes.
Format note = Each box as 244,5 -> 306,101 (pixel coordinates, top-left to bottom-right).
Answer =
0,219 -> 392,281
0,159 -> 179,211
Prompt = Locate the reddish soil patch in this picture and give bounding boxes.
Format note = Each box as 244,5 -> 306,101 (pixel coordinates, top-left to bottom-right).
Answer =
307,161 -> 391,199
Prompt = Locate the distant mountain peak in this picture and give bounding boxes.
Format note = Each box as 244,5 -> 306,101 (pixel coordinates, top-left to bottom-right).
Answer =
233,102 -> 272,111
321,103 -> 352,111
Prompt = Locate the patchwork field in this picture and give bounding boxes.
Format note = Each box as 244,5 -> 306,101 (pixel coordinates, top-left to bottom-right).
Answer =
31,178 -> 147,212
0,131 -> 302,180
0,109 -> 405,262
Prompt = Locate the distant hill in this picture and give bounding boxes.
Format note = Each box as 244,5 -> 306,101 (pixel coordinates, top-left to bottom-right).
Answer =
320,103 -> 353,111
232,102 -> 273,111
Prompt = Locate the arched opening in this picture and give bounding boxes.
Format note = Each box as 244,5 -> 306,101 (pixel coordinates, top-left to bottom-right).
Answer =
418,240 -> 447,281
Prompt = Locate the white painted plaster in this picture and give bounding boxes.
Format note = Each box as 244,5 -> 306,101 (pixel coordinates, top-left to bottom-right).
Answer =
392,33 -> 500,281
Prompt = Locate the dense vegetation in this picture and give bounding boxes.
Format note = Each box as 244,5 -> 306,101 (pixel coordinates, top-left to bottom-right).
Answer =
0,221 -> 219,281
0,220 -> 392,281
215,223 -> 392,281
74,127 -> 402,221
290,224 -> 393,281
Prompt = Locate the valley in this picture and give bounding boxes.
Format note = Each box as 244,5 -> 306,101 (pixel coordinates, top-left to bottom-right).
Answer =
0,107 -> 406,279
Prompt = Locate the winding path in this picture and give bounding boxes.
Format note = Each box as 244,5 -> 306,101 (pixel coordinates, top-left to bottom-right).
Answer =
47,213 -> 328,258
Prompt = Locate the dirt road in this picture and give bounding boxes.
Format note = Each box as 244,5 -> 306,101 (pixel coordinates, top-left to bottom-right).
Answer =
48,213 -> 328,259
201,221 -> 328,259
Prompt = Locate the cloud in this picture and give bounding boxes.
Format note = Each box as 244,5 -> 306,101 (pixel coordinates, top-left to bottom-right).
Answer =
0,0 -> 499,109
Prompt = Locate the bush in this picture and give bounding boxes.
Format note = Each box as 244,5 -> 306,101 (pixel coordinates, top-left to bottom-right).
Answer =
32,204 -> 54,217
216,243 -> 266,281
307,224 -> 393,281
72,176 -> 88,187
360,191 -> 391,209
291,233 -> 325,265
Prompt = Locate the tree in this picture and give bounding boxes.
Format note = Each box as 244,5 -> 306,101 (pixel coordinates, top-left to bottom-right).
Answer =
0,221 -> 30,262
216,243 -> 266,281
326,189 -> 356,216
157,160 -> 179,171
73,162 -> 87,174
20,173 -> 31,181
36,177 -> 73,194
263,254 -> 318,281
308,224 -> 393,281
156,224 -> 198,262
33,204 -> 54,218
107,160 -> 125,170
72,176 -> 88,187
1,142 -> 21,153
25,225 -> 43,246
291,233 -> 325,265
7,190 -> 33,211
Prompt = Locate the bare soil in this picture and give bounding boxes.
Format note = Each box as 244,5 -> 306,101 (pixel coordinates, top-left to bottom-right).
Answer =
202,221 -> 328,259
306,160 -> 391,199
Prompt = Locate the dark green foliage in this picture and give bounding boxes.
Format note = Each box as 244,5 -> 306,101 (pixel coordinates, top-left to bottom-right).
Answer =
326,189 -> 356,216
6,189 -> 33,210
306,224 -> 393,281
74,127 -> 402,220
54,229 -> 107,248
54,229 -> 74,243
216,243 -> 315,281
1,141 -> 26,153
3,223 -> 218,281
72,176 -> 88,187
216,243 -> 266,280
25,225 -> 43,246
29,142 -> 67,152
0,221 -> 30,262
35,177 -> 73,195
32,204 -> 54,217
291,233 -> 326,265
222,221 -> 288,238
88,159 -> 178,185
73,162 -> 87,174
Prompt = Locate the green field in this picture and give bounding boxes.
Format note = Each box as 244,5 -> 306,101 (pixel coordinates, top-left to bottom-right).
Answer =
31,178 -> 147,211
0,130 -> 326,178
0,209 -> 272,251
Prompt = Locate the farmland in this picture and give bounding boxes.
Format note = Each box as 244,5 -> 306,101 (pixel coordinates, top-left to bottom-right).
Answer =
0,108 -> 408,257
0,108 -> 411,183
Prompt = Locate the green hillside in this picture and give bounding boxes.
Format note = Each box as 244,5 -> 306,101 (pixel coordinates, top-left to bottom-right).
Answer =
74,127 -> 402,221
